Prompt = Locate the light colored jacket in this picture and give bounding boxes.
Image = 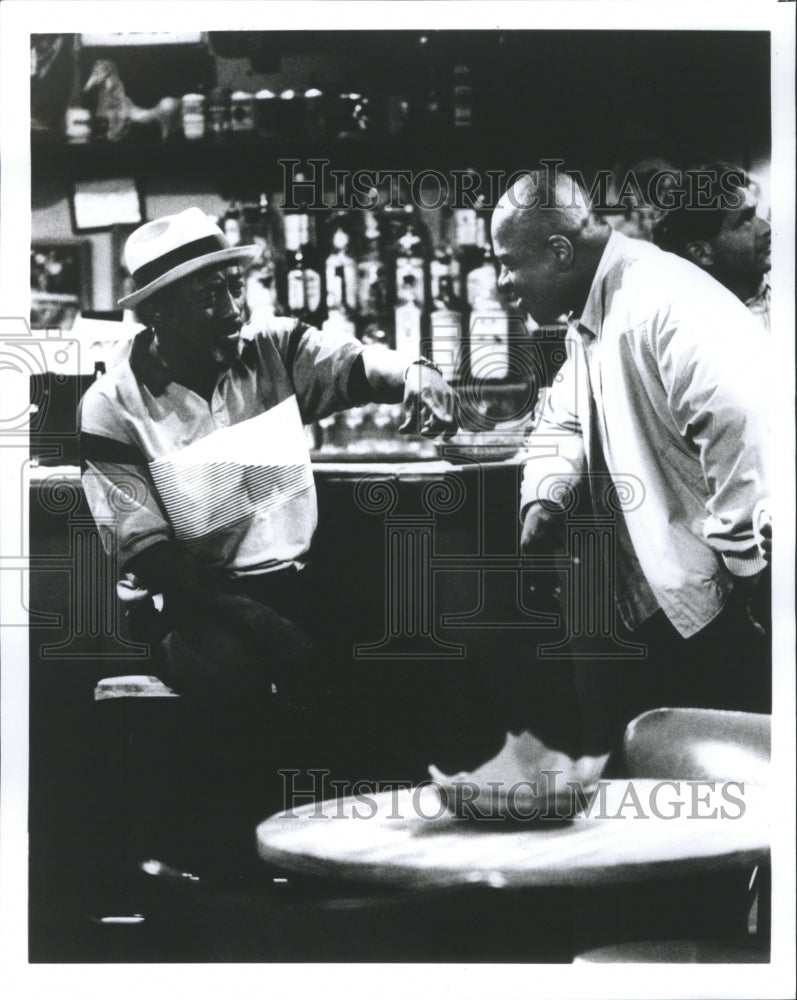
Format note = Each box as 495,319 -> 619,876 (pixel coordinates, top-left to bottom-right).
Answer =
520,231 -> 769,638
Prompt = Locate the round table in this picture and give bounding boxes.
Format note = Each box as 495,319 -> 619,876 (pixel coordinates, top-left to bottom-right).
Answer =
257,779 -> 769,890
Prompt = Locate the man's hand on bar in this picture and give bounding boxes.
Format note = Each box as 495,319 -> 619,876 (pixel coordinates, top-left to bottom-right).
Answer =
521,502 -> 566,607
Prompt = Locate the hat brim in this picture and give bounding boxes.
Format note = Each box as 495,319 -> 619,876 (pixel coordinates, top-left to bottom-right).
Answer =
118,245 -> 261,308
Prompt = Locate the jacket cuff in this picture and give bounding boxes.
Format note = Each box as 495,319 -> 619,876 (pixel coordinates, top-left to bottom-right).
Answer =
519,499 -> 542,525
519,477 -> 577,523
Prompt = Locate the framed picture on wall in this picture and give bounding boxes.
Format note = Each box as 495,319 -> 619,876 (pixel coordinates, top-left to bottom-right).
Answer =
80,31 -> 204,46
30,239 -> 92,329
70,176 -> 145,233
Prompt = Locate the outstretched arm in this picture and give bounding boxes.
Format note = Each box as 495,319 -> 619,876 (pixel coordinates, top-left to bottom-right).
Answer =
358,347 -> 459,437
273,318 -> 458,437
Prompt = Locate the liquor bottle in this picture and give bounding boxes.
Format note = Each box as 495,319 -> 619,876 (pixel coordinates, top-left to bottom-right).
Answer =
452,63 -> 473,129
415,34 -> 447,136
452,180 -> 490,296
430,242 -> 458,307
355,192 -> 391,346
220,202 -> 245,247
429,274 -> 463,382
229,91 -> 256,138
324,179 -> 358,318
465,239 -> 498,311
392,206 -> 429,357
208,87 -> 232,140
280,188 -> 325,327
323,210 -> 358,340
64,49 -> 91,144
243,194 -> 281,324
467,242 -> 510,382
254,191 -> 281,256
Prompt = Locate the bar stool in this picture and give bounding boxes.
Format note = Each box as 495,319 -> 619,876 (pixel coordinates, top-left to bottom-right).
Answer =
93,670 -> 282,891
93,676 -> 181,900
572,707 -> 771,964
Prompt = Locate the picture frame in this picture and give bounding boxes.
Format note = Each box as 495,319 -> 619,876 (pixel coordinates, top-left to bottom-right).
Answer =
30,238 -> 92,329
80,31 -> 204,47
69,176 -> 145,234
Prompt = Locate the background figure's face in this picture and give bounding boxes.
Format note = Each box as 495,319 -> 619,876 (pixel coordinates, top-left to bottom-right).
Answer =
492,215 -> 571,326
709,192 -> 771,285
155,266 -> 246,368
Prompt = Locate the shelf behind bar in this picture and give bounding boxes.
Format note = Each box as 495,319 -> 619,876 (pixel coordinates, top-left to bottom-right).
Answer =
31,130 -> 568,189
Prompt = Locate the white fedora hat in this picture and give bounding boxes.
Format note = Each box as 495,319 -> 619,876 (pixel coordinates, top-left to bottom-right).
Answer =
118,207 -> 260,308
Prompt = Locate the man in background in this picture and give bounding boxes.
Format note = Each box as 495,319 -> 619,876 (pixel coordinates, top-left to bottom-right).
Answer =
603,156 -> 679,243
654,162 -> 771,331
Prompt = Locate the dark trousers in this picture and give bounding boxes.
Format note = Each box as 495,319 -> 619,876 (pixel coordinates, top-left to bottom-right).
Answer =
572,589 -> 772,764
136,569 -> 318,698
125,568 -> 341,874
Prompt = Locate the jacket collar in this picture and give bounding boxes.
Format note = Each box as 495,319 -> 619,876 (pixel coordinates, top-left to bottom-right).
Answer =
573,229 -> 627,339
744,278 -> 770,309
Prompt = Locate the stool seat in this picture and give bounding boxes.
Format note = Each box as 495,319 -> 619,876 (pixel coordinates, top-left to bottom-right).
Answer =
623,708 -> 770,783
573,940 -> 769,963
94,675 -> 179,700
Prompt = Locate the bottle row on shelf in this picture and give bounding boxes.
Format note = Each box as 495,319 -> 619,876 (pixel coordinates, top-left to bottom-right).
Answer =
60,37 -> 481,146
175,78 -> 475,144
203,178 -> 528,384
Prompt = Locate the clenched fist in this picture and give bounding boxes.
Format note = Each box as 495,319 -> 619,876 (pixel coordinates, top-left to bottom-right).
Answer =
400,361 -> 459,438
520,502 -> 567,556
521,502 -> 567,606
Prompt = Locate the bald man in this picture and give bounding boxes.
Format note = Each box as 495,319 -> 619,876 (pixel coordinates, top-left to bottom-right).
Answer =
491,168 -> 771,758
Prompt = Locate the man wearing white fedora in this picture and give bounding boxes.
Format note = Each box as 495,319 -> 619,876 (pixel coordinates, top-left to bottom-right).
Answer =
78,207 -> 458,872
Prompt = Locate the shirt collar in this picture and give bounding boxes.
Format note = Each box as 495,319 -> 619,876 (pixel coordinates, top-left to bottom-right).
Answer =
129,326 -> 247,396
129,327 -> 172,395
571,229 -> 626,339
744,278 -> 770,309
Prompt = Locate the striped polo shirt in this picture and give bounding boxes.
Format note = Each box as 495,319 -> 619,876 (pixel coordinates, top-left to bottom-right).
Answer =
79,317 -> 364,581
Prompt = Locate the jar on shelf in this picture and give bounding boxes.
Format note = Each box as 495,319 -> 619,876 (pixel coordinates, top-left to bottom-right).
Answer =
254,89 -> 278,139
303,86 -> 327,141
65,107 -> 91,144
64,55 -> 91,144
278,89 -> 305,139
332,91 -> 371,139
230,90 -> 256,137
207,87 -> 231,139
181,93 -> 206,141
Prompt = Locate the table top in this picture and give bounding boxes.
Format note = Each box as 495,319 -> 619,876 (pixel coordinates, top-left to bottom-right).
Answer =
256,780 -> 769,890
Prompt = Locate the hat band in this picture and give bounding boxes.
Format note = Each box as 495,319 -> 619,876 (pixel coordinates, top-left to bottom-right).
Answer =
132,233 -> 230,289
